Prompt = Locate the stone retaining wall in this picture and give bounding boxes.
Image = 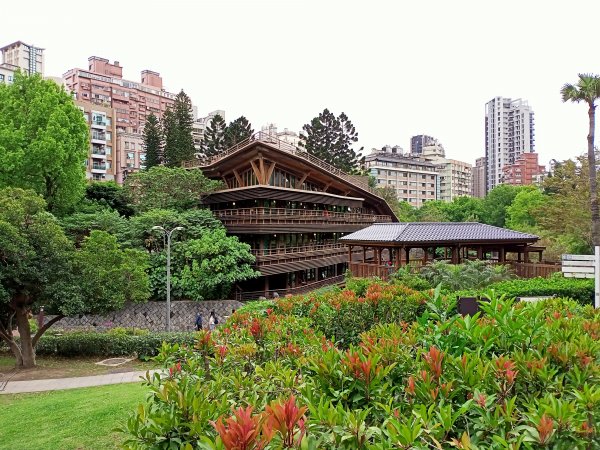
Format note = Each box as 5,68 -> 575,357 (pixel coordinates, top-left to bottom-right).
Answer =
46,300 -> 243,332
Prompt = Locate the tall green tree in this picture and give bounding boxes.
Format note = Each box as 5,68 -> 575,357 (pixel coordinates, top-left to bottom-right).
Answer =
224,116 -> 254,149
162,90 -> 195,167
505,186 -> 545,231
0,73 -> 88,212
202,114 -> 227,158
0,188 -> 150,367
143,113 -> 163,169
300,109 -> 362,173
537,156 -> 592,252
123,166 -> 222,213
561,74 -> 600,248
479,184 -> 521,227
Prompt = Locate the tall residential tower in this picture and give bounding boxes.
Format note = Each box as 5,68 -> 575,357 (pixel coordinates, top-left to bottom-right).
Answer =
484,97 -> 535,193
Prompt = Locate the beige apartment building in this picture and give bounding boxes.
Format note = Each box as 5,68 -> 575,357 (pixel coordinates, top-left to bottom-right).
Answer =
0,41 -> 44,76
420,143 -> 472,201
64,57 -> 179,183
365,146 -> 438,207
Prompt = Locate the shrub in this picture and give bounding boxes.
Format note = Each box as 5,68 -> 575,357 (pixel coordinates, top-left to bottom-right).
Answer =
451,275 -> 595,306
390,265 -> 432,290
274,281 -> 427,346
107,327 -> 150,336
34,331 -> 195,358
122,291 -> 600,449
420,259 -> 514,291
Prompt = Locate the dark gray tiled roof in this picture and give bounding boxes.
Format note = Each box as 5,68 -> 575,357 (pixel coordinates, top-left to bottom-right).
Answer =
340,222 -> 539,243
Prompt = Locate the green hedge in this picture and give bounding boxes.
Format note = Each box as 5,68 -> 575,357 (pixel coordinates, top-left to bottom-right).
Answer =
34,331 -> 196,358
449,276 -> 594,305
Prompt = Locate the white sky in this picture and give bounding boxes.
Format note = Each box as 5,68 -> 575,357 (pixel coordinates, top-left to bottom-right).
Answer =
3,0 -> 600,166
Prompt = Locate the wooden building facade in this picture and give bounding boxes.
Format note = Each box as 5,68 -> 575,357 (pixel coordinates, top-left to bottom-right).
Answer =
183,132 -> 397,299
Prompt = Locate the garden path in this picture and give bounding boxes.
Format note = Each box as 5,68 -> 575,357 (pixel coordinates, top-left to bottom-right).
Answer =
1,370 -> 159,394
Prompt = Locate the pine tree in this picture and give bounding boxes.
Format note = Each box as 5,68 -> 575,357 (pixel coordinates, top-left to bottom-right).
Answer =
162,90 -> 195,167
142,113 -> 163,169
224,116 -> 254,149
202,114 -> 227,158
299,108 -> 361,173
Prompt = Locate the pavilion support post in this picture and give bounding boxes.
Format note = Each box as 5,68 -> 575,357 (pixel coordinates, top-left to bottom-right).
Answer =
499,247 -> 506,263
432,246 -> 436,261
363,246 -> 367,263
477,246 -> 483,260
348,245 -> 353,266
395,248 -> 401,268
405,247 -> 411,266
444,247 -> 448,259
451,246 -> 459,264
423,247 -> 428,264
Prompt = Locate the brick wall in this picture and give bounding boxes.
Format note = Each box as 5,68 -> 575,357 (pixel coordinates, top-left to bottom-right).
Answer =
46,300 -> 243,332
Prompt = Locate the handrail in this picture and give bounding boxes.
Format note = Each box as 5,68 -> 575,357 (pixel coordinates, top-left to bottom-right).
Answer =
251,242 -> 345,257
213,207 -> 391,222
182,131 -> 384,200
237,275 -> 345,301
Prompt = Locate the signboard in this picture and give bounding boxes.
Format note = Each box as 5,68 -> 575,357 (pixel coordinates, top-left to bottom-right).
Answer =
562,254 -> 595,279
562,252 -> 600,309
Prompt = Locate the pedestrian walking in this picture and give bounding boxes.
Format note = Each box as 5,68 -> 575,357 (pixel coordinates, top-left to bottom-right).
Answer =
195,313 -> 203,331
209,311 -> 218,330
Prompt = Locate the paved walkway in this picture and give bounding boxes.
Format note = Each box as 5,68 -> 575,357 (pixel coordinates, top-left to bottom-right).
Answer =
1,370 -> 160,395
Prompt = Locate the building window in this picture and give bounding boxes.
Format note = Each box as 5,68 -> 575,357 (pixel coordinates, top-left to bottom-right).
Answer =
127,152 -> 135,159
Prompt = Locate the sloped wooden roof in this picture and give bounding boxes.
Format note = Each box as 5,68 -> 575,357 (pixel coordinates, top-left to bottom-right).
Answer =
340,222 -> 539,245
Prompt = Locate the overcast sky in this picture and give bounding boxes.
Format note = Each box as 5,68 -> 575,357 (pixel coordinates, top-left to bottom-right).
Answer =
4,0 -> 600,166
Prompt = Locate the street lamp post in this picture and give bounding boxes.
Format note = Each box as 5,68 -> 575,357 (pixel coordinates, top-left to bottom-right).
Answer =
152,226 -> 184,332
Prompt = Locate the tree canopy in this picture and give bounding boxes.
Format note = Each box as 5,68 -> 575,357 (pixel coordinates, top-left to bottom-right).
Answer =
300,109 -> 362,173
224,116 -> 254,149
123,166 -> 222,213
202,114 -> 227,159
162,90 -> 195,167
143,113 -> 163,169
0,188 -> 150,367
0,73 -> 89,212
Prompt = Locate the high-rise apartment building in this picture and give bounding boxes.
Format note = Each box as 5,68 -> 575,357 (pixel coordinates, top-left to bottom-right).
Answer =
0,41 -> 44,76
365,146 -> 438,207
472,157 -> 486,198
501,152 -> 546,186
484,97 -> 535,192
410,135 -> 437,156
63,57 -> 179,183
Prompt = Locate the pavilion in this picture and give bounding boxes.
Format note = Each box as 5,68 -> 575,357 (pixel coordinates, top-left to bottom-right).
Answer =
340,222 -> 544,279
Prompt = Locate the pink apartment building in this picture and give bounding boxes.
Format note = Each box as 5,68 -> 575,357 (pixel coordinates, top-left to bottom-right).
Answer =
63,57 -> 177,183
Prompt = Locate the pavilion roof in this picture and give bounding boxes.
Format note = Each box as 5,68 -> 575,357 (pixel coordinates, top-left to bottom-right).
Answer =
340,222 -> 539,244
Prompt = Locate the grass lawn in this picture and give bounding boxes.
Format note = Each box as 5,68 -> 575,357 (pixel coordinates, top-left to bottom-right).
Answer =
0,353 -> 157,381
0,383 -> 148,450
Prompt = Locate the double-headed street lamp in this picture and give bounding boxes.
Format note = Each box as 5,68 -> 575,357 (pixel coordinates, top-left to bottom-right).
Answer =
151,225 -> 184,332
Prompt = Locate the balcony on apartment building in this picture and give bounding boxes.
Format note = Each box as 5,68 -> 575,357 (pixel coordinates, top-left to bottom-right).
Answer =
91,131 -> 106,144
91,118 -> 107,129
91,162 -> 107,173
91,144 -> 107,160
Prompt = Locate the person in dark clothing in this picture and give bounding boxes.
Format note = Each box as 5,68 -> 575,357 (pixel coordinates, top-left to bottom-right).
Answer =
195,313 -> 203,331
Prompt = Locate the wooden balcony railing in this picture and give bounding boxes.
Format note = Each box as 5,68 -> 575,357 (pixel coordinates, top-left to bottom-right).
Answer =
182,131 -> 384,200
236,275 -> 345,301
213,207 -> 391,225
252,243 -> 366,267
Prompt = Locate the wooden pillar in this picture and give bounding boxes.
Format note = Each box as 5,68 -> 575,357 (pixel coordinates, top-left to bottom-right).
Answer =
395,247 -> 401,268
499,247 -> 506,263
264,276 -> 269,297
405,247 -> 411,265
451,246 -> 459,264
423,247 -> 429,264
348,245 -> 353,265
431,246 -> 436,261
444,247 -> 448,259
363,246 -> 367,263
477,246 -> 483,260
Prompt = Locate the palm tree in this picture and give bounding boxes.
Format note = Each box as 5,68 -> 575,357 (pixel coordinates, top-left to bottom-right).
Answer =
561,74 -> 600,249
